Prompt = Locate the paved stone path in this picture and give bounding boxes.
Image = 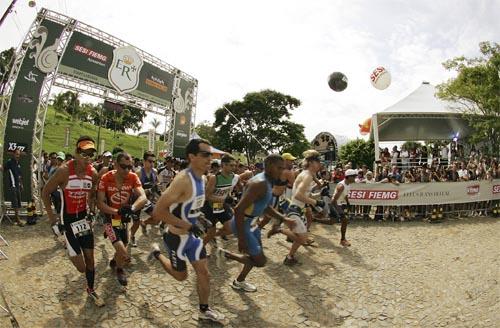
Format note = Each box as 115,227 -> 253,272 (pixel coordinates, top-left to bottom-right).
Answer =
0,217 -> 498,327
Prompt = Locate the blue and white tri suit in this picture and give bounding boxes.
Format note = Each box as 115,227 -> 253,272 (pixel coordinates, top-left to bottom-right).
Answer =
163,168 -> 206,271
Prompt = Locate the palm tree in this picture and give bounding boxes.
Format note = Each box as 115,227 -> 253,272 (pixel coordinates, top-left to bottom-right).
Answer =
150,118 -> 160,139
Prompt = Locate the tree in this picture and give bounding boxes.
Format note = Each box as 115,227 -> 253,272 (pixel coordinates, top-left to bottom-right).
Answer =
338,139 -> 374,168
150,118 -> 160,138
213,89 -> 309,162
51,91 -> 80,121
195,121 -> 219,146
0,47 -> 15,94
100,105 -> 146,132
436,41 -> 500,155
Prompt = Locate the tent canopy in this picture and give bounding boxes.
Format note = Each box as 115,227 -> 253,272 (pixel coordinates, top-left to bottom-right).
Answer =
372,82 -> 471,142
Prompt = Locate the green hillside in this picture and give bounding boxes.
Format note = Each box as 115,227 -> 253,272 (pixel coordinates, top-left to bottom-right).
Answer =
42,106 -> 151,158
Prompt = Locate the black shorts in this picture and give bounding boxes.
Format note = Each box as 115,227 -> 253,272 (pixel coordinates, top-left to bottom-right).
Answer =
203,205 -> 232,227
104,223 -> 129,245
8,187 -> 21,209
163,231 -> 207,272
63,212 -> 94,257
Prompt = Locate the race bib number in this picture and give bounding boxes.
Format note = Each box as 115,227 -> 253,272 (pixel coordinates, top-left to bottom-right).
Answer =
192,195 -> 205,210
112,218 -> 122,227
213,202 -> 224,211
71,219 -> 91,237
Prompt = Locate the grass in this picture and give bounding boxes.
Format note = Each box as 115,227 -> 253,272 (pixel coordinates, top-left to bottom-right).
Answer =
42,106 -> 151,158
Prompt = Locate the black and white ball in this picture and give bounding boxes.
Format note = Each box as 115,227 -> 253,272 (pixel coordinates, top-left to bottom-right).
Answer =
328,72 -> 348,92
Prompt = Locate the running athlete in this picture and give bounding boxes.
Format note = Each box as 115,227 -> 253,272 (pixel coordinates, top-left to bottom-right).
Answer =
97,152 -> 147,286
331,169 -> 357,246
130,151 -> 158,246
203,154 -> 240,246
147,139 -> 224,322
282,150 -> 324,265
218,154 -> 296,292
158,157 -> 176,192
41,136 -> 104,306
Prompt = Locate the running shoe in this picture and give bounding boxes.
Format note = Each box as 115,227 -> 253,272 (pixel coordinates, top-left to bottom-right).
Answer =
230,279 -> 257,292
87,288 -> 105,307
130,237 -> 137,247
340,239 -> 351,247
147,243 -> 161,262
116,269 -> 128,286
283,256 -> 300,266
199,307 -> 225,322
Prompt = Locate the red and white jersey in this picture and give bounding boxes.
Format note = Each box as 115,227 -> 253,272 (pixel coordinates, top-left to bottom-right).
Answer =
62,160 -> 93,215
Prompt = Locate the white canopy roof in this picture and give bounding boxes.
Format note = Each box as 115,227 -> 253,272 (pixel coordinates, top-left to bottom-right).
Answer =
372,82 -> 471,142
382,81 -> 461,115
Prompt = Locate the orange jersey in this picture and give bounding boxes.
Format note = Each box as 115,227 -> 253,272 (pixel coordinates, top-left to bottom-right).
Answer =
98,170 -> 141,223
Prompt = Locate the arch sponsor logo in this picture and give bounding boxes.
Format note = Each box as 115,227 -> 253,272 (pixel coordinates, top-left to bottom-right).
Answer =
108,46 -> 143,93
348,190 -> 399,200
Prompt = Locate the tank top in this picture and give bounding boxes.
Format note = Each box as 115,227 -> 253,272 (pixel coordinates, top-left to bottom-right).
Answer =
334,179 -> 351,205
243,172 -> 273,218
140,167 -> 157,189
62,160 -> 93,216
290,170 -> 315,208
211,172 -> 239,213
170,168 -> 205,225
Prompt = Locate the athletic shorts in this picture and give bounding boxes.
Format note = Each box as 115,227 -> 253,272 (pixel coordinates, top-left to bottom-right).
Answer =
104,223 -> 129,245
230,216 -> 262,256
203,204 -> 232,226
287,205 -> 307,234
163,231 -> 207,272
63,212 -> 94,257
8,187 -> 21,209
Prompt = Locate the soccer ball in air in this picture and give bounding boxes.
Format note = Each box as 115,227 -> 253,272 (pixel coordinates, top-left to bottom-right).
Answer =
328,72 -> 348,92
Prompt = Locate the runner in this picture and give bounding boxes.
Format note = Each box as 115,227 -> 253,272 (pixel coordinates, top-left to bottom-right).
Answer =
158,156 -> 176,192
218,154 -> 296,291
130,151 -> 158,247
203,154 -> 240,247
41,136 -> 104,306
281,150 -> 324,265
331,168 -> 357,246
97,152 -> 147,286
147,139 -> 224,322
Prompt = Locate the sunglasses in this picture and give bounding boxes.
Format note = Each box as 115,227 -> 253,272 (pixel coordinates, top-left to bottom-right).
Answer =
197,151 -> 213,158
119,163 -> 133,170
50,156 -> 57,160
78,151 -> 95,158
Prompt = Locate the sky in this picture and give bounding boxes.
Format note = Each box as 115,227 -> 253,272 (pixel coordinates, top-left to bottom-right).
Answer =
1,0 -> 499,141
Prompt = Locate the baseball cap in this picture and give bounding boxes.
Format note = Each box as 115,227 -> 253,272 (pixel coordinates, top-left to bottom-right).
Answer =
77,139 -> 96,151
102,151 -> 112,157
345,169 -> 358,177
56,152 -> 66,160
282,153 -> 296,161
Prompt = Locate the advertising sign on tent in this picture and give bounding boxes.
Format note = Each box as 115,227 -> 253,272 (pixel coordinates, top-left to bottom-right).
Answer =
172,78 -> 195,158
3,19 -> 65,202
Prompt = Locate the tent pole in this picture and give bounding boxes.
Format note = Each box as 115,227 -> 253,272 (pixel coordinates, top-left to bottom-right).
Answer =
372,114 -> 380,164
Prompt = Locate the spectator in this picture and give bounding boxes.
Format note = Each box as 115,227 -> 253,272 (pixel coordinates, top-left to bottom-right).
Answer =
400,145 -> 409,169
5,149 -> 25,226
391,145 -> 400,166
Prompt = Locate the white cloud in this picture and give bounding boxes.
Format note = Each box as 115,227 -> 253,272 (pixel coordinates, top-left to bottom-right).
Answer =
0,0 -> 498,142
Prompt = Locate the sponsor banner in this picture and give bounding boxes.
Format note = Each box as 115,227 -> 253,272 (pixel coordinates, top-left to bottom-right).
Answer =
344,180 -> 500,206
3,19 -> 65,202
58,32 -> 175,106
171,78 -> 195,158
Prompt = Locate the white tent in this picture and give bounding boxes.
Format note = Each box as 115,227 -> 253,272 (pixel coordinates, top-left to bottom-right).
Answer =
371,82 -> 471,159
